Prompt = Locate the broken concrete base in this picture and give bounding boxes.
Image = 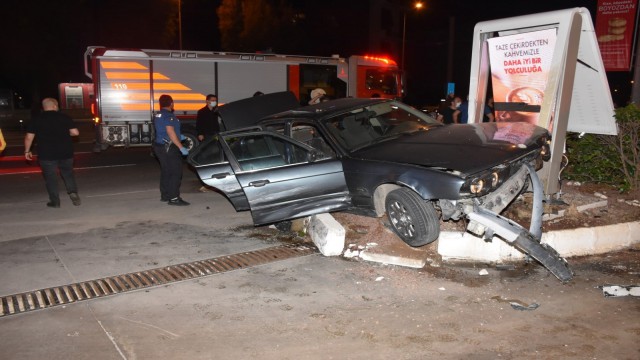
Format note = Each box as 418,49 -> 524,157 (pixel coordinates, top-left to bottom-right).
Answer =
310,212 -> 640,269
308,213 -> 345,256
542,221 -> 640,257
359,244 -> 428,269
438,220 -> 640,262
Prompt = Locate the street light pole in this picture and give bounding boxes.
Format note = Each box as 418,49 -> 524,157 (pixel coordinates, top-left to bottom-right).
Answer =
400,2 -> 424,71
178,0 -> 182,50
401,12 -> 407,71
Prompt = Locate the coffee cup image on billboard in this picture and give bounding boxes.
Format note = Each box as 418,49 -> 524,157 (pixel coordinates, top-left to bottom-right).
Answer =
598,18 -> 626,43
497,87 -> 543,124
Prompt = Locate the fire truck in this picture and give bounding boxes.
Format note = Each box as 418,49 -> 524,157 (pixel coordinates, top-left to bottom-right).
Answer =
84,46 -> 403,151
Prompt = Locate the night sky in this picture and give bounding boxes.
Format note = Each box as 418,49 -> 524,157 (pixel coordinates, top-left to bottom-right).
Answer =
4,0 -> 630,108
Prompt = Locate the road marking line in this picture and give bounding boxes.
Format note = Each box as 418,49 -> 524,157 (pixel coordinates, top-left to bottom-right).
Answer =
0,163 -> 137,176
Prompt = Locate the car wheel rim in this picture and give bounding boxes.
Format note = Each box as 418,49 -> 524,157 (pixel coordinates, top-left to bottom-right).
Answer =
389,200 -> 415,239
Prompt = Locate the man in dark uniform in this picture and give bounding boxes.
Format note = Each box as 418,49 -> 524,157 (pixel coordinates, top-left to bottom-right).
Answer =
24,98 -> 81,208
153,94 -> 190,206
196,94 -> 220,142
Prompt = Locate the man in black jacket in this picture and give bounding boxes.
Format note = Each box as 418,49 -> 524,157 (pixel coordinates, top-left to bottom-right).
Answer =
24,98 -> 81,208
196,94 -> 220,142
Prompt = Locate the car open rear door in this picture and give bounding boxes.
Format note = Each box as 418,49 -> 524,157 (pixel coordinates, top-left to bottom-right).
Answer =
221,130 -> 351,225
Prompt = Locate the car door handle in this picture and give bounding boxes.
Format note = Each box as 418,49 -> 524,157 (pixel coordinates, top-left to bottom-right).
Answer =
211,172 -> 230,179
248,180 -> 270,187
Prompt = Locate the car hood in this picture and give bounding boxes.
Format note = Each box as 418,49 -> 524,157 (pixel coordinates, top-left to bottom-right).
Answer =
218,91 -> 300,131
351,122 -> 549,175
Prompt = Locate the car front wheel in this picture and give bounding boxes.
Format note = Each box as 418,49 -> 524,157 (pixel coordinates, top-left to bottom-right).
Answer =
385,188 -> 440,247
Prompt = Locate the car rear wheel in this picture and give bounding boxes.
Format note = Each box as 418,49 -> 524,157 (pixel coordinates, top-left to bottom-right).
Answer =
385,188 -> 440,247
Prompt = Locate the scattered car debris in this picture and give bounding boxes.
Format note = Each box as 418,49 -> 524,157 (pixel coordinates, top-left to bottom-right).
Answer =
492,295 -> 539,310
343,248 -> 359,258
375,276 -> 384,282
600,285 -> 640,297
510,302 -> 540,311
479,269 -> 489,276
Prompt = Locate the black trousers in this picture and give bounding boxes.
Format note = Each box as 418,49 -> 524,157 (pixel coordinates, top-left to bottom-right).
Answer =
153,144 -> 183,200
39,158 -> 77,202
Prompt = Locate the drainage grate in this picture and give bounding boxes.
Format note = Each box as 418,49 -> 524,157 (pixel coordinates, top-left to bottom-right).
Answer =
0,243 -> 317,317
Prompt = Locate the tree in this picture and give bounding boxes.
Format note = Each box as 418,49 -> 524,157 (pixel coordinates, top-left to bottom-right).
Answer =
217,0 -> 298,52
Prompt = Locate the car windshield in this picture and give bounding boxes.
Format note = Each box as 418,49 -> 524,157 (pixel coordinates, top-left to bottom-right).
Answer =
322,101 -> 441,151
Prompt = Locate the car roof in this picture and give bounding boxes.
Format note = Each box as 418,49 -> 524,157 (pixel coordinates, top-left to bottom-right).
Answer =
219,92 -> 393,130
261,97 -> 392,122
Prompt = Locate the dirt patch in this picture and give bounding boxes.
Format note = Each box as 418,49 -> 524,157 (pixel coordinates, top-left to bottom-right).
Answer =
504,182 -> 640,232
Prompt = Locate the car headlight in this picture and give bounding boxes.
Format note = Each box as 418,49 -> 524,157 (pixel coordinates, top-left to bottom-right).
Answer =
540,142 -> 551,161
470,178 -> 484,194
490,172 -> 499,187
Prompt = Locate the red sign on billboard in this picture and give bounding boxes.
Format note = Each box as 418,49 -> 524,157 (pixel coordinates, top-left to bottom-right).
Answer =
596,0 -> 638,71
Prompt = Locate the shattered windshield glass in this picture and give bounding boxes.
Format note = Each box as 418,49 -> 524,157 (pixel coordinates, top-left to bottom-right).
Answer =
322,101 -> 440,151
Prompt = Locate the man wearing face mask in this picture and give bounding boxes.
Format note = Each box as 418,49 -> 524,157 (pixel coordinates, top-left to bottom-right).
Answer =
196,94 -> 220,142
437,96 -> 461,124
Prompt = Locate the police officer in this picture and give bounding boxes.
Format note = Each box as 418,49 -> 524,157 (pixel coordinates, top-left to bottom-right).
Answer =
153,94 -> 190,206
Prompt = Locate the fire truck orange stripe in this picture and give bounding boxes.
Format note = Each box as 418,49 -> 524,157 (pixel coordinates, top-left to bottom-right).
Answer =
113,83 -> 192,91
152,83 -> 192,90
101,62 -> 148,70
122,102 -> 203,111
105,72 -> 169,80
125,93 -> 204,101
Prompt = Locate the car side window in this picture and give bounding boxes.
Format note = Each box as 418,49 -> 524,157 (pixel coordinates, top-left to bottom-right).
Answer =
189,138 -> 225,166
224,133 -> 311,172
290,123 -> 335,158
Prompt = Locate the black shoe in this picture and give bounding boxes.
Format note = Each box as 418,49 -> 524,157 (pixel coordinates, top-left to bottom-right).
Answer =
69,192 -> 81,206
161,197 -> 169,202
168,197 -> 190,206
46,201 -> 60,208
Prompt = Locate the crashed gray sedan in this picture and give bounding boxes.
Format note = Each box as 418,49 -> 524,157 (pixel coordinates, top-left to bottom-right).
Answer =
188,93 -> 572,281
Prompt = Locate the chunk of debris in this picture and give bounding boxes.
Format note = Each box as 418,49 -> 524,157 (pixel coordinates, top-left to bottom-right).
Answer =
576,200 -> 608,213
375,276 -> 384,282
593,192 -> 608,199
479,269 -> 489,276
600,285 -> 640,297
343,248 -> 360,258
510,302 -> 540,311
492,295 -> 539,311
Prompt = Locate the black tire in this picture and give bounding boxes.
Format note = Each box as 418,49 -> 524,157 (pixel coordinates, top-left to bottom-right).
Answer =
181,132 -> 199,151
385,188 -> 440,247
512,233 -> 573,282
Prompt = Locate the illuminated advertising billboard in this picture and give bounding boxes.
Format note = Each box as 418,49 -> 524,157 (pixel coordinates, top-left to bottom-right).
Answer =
487,29 -> 557,127
596,0 -> 638,71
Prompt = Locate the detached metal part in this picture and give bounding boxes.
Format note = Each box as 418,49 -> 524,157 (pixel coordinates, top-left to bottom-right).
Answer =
466,164 -> 573,282
600,285 -> 640,297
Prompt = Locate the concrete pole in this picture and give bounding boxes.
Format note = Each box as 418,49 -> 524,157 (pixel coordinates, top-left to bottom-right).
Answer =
401,12 -> 407,71
631,23 -> 640,105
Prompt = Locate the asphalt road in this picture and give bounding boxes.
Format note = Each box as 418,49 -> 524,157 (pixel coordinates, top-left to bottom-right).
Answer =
0,125 -> 639,359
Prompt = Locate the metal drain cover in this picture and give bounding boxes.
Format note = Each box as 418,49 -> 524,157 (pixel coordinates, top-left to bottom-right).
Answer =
0,243 -> 317,317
